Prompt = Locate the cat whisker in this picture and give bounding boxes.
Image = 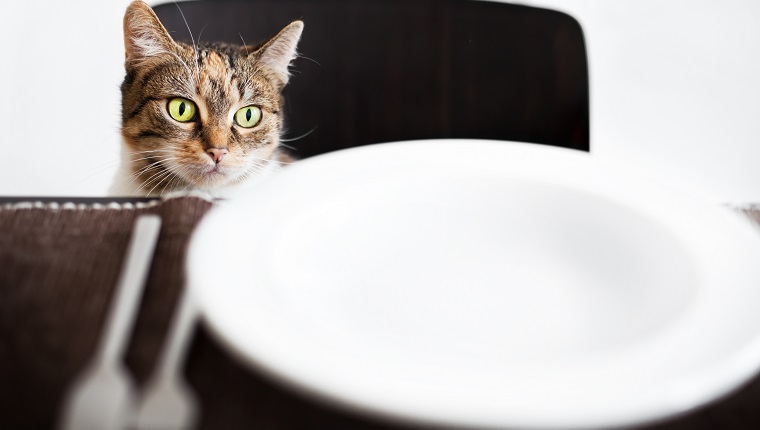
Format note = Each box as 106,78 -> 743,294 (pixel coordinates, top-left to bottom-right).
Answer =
179,180 -> 194,194
197,24 -> 209,47
297,54 -> 321,66
130,157 -> 179,176
125,150 -> 177,158
132,160 -> 165,175
122,163 -> 164,192
164,159 -> 199,193
155,166 -> 185,195
125,148 -> 177,154
161,160 -> 197,193
129,170 -> 162,196
146,171 -> 174,196
161,173 -> 184,196
166,160 -> 200,191
127,157 -> 175,167
246,155 -> 290,167
142,168 -> 176,196
280,127 -> 316,144
235,162 -> 260,184
238,33 -> 250,56
259,159 -> 290,167
128,149 -> 178,157
125,158 -> 181,194
176,169 -> 194,194
173,1 -> 201,86
246,160 -> 271,175
136,167 -> 169,188
130,151 -> 181,159
127,155 -> 178,165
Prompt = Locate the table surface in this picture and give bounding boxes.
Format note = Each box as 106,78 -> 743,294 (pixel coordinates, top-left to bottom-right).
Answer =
1,196 -> 759,430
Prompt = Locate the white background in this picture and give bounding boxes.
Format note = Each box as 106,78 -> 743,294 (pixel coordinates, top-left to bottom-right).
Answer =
0,0 -> 758,204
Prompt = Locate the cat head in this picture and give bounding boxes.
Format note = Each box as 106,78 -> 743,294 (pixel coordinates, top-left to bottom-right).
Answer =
120,0 -> 303,195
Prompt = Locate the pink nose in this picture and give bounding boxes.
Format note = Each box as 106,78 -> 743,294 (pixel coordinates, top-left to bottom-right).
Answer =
206,147 -> 228,164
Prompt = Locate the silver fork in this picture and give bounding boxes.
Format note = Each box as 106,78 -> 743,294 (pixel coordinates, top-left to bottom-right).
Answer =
58,214 -> 163,430
134,288 -> 199,430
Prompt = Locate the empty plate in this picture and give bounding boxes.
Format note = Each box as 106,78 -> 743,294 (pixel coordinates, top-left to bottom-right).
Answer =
188,140 -> 760,429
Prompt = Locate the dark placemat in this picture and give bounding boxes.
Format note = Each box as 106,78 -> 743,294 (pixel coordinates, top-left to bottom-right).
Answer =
0,198 -> 759,429
0,197 -> 213,429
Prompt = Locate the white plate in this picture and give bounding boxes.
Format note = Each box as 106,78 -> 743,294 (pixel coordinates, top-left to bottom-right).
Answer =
188,140 -> 760,429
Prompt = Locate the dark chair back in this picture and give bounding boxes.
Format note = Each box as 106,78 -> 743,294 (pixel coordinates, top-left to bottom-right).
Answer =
154,0 -> 589,157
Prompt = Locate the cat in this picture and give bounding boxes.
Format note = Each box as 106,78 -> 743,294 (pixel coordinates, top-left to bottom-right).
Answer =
109,0 -> 303,197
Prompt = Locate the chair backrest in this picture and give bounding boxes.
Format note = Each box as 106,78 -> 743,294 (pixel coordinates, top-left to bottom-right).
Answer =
154,0 -> 589,157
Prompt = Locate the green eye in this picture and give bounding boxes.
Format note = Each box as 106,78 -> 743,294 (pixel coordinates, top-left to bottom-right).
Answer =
235,105 -> 262,128
167,98 -> 197,122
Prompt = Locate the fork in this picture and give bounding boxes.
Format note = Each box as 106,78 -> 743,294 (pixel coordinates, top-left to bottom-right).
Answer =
134,288 -> 199,430
58,214 -> 163,430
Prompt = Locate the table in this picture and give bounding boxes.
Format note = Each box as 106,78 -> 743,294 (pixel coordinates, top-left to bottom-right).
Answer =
1,196 -> 759,429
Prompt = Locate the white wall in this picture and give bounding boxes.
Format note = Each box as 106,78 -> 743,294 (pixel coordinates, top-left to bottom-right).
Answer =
0,0 -> 166,197
1,1 -> 758,203
526,0 -> 760,205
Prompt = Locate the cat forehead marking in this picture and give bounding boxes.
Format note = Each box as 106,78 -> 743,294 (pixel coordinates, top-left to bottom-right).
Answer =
195,49 -> 239,119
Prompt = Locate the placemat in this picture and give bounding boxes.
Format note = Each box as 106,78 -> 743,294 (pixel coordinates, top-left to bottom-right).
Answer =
0,197 -> 758,429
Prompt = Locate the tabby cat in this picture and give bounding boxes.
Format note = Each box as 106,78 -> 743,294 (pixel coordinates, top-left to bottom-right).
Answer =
109,0 -> 303,197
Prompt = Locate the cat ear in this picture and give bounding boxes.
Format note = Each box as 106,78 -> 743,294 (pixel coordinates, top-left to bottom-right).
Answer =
253,21 -> 304,86
123,0 -> 179,67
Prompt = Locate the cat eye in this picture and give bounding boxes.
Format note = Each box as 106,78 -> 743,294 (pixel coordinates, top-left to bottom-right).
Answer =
167,98 -> 197,122
234,106 -> 262,128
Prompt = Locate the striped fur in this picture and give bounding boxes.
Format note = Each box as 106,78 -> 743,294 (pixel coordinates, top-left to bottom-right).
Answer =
115,0 -> 302,197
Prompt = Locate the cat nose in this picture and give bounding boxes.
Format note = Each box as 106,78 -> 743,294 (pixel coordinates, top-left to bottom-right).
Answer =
206,147 -> 228,164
